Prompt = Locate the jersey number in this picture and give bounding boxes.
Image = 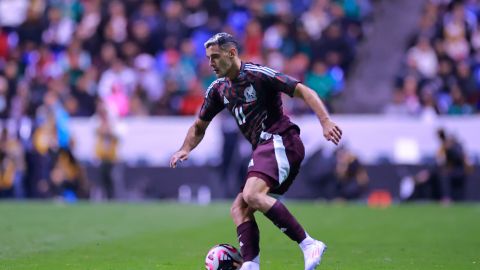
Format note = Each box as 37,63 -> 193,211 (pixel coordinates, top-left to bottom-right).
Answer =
233,106 -> 246,125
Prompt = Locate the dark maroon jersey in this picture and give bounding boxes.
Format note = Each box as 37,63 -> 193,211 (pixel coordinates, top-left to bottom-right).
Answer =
199,62 -> 300,147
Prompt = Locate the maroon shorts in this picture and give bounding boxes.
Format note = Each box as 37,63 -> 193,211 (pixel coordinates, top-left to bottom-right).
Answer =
246,128 -> 305,195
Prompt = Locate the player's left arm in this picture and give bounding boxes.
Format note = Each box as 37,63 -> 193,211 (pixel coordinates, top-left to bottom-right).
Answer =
170,118 -> 211,168
294,83 -> 342,145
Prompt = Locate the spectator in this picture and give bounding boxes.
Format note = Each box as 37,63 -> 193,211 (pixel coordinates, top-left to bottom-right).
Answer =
50,147 -> 89,200
305,59 -> 342,109
243,20 -> 263,62
406,36 -> 438,80
448,84 -> 474,115
0,27 -> 8,60
436,128 -> 472,202
441,1 -> 471,62
130,19 -> 158,56
313,22 -> 355,74
31,106 -> 57,197
42,6 -> 75,51
94,103 -> 119,200
401,75 -> 422,115
161,0 -> 187,42
10,80 -> 31,122
334,147 -> 369,201
419,83 -> 440,119
98,58 -> 136,117
410,128 -> 473,203
384,89 -> 410,116
0,76 -> 9,118
0,127 -> 21,198
58,38 -> 91,86
70,68 -> 97,117
179,79 -> 204,116
104,1 -> 128,45
132,0 -> 161,33
76,0 -> 101,54
134,53 -> 162,106
455,61 -> 477,104
301,0 -> 332,41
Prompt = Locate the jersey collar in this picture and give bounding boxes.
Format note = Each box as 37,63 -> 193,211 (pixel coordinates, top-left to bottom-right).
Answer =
231,61 -> 246,82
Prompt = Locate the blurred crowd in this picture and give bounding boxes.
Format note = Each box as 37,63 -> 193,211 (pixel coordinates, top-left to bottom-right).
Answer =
302,145 -> 370,201
0,0 -> 372,199
387,0 -> 480,116
0,0 -> 372,121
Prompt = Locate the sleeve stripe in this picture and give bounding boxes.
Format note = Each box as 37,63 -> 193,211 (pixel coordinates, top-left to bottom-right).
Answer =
244,66 -> 275,77
261,65 -> 278,75
244,64 -> 277,77
245,64 -> 278,75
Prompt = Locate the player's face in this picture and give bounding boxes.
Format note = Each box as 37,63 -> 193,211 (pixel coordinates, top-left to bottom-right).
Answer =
206,45 -> 233,78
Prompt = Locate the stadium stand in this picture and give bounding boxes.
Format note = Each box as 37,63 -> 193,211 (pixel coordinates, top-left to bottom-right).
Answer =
0,0 -> 373,199
0,0 -> 371,120
391,0 -> 480,115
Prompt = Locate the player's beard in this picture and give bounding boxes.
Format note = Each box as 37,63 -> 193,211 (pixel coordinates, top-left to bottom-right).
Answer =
216,62 -> 232,78
215,68 -> 226,78
216,58 -> 232,78
214,69 -> 227,78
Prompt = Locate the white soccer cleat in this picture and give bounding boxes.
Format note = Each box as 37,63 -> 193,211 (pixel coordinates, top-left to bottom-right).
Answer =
239,261 -> 260,270
302,240 -> 327,270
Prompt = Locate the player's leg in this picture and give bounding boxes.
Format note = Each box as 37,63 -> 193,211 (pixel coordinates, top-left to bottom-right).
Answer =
245,129 -> 327,269
243,176 -> 326,270
230,193 -> 260,269
243,176 -> 306,241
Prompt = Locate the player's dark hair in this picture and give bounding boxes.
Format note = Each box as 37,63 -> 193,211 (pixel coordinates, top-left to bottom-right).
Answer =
204,32 -> 239,51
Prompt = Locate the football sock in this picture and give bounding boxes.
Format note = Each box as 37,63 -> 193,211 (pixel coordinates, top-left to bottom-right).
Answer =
237,220 -> 260,262
264,200 -> 306,243
240,260 -> 260,270
299,233 -> 316,251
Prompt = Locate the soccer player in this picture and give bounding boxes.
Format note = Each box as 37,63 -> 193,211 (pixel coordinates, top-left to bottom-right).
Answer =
170,32 -> 342,270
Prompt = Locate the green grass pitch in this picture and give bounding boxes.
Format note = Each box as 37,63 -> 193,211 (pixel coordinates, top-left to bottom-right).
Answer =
0,202 -> 479,270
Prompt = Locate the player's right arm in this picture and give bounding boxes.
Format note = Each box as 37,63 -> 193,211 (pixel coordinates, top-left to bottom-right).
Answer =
170,79 -> 224,168
170,118 -> 210,168
294,83 -> 342,145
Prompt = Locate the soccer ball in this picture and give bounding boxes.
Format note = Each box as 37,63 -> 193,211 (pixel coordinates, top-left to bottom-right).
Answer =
205,243 -> 243,270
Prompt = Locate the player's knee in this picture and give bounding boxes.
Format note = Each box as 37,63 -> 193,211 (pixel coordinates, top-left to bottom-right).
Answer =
230,204 -> 251,225
230,204 -> 243,219
243,191 -> 262,210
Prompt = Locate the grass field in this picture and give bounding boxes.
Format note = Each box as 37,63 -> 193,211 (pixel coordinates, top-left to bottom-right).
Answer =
0,201 -> 479,270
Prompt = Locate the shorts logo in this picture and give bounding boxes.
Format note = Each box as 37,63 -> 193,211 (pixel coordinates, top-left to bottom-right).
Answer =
244,84 -> 257,102
248,159 -> 254,167
224,96 -> 230,105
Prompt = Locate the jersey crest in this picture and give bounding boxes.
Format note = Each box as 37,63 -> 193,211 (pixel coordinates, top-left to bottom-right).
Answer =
244,84 -> 257,102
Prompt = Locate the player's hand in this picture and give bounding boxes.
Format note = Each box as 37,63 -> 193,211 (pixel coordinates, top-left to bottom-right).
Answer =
321,119 -> 342,145
170,149 -> 189,168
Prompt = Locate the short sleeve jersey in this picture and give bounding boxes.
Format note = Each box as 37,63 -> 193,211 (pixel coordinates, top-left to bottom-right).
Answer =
199,62 -> 300,147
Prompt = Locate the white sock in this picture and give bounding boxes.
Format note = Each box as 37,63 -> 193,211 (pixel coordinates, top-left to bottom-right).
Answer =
241,260 -> 260,270
299,233 -> 316,251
